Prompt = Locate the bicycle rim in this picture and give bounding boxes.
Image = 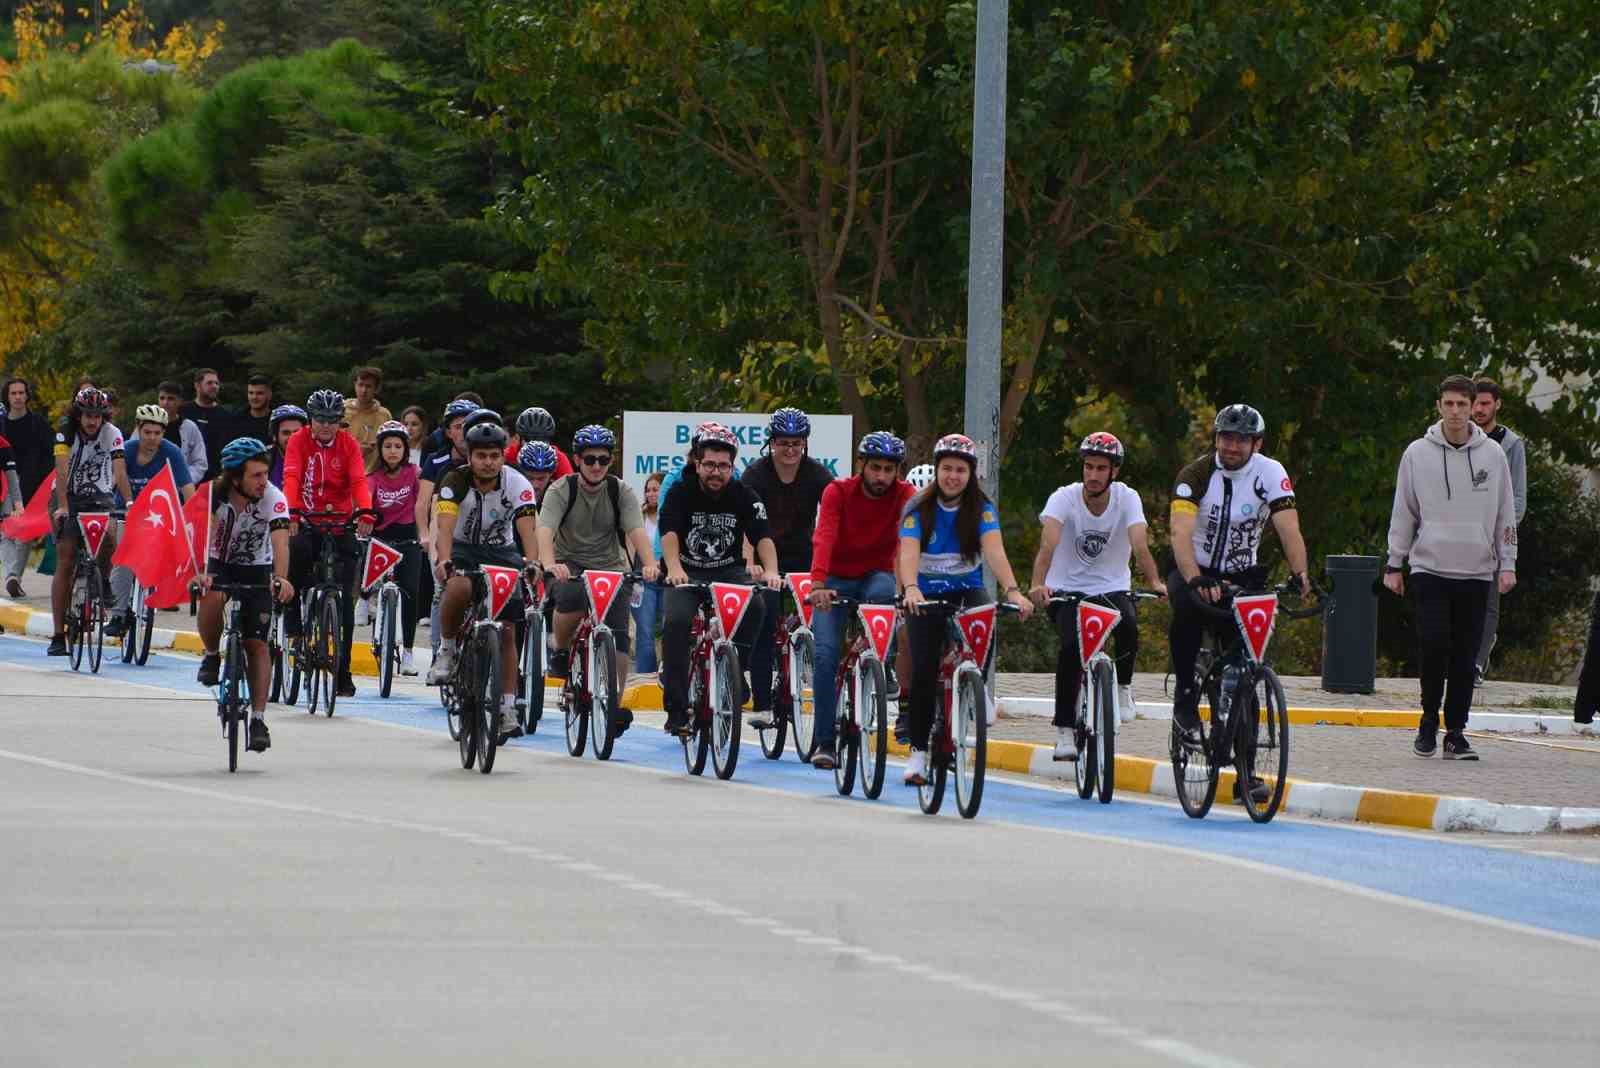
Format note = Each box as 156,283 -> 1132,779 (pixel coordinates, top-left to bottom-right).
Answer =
1074,686 -> 1096,799
224,635 -> 245,772
954,667 -> 986,819
758,650 -> 787,760
477,635 -> 500,774
711,643 -> 741,780
1094,660 -> 1116,804
1171,719 -> 1218,819
378,594 -> 395,699
1240,667 -> 1289,822
859,657 -> 888,800
458,645 -> 476,768
320,594 -> 340,716
521,611 -> 544,734
833,673 -> 856,797
564,648 -> 587,757
135,599 -> 154,665
789,630 -> 815,762
86,570 -> 104,674
304,595 -> 322,715
590,630 -> 617,761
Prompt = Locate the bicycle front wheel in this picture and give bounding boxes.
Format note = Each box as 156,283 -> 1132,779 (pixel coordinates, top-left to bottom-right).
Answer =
711,642 -> 742,780
858,657 -> 889,800
305,593 -> 324,715
224,632 -> 245,772
832,671 -> 857,797
758,640 -> 788,760
1238,667 -> 1289,823
590,629 -> 619,761
1092,659 -> 1116,804
1171,719 -> 1218,819
563,644 -> 588,758
135,590 -> 155,666
377,587 -> 397,699
521,608 -> 544,735
319,593 -> 341,717
789,629 -> 816,763
954,665 -> 987,819
1074,683 -> 1096,800
476,633 -> 501,774
86,569 -> 104,674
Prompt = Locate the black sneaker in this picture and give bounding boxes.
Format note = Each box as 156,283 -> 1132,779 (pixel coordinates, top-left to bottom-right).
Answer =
1577,711 -> 1595,725
612,707 -> 634,736
664,709 -> 689,736
884,663 -> 900,700
747,706 -> 773,730
103,613 -> 128,639
197,653 -> 221,686
1442,733 -> 1479,761
1473,666 -> 1485,689
1173,706 -> 1203,742
248,719 -> 271,752
811,744 -> 838,771
1232,777 -> 1269,804
1413,730 -> 1437,758
337,676 -> 357,698
547,648 -> 571,679
892,708 -> 909,746
5,577 -> 23,598
46,633 -> 68,656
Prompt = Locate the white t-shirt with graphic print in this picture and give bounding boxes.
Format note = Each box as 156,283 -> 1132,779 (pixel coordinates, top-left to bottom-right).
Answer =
211,482 -> 290,567
1039,482 -> 1147,596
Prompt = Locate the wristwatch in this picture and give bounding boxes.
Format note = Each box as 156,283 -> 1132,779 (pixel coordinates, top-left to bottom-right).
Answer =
1384,565 -> 1403,574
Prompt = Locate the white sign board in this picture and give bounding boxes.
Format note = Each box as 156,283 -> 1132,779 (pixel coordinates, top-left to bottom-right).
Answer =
622,411 -> 854,497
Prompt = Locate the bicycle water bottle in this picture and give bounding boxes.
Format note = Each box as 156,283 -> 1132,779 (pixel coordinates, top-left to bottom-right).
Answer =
1217,664 -> 1241,726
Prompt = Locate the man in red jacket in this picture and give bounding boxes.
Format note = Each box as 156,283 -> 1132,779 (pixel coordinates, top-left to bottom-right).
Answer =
282,388 -> 374,697
805,431 -> 913,767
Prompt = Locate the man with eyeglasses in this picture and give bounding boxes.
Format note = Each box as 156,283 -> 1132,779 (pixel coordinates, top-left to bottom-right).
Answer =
537,425 -> 659,736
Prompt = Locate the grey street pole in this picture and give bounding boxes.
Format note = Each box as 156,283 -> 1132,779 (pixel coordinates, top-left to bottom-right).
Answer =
962,0 -> 1008,505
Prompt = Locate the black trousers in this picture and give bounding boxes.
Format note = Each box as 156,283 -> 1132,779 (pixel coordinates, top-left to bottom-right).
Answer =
660,566 -> 766,719
1409,572 -> 1489,734
289,528 -> 359,682
905,588 -> 991,750
1167,566 -> 1267,719
748,587 -> 784,710
1572,589 -> 1600,723
1050,592 -> 1137,728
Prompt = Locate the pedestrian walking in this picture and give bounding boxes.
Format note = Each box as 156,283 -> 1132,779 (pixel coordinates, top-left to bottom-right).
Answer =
1469,378 -> 1527,684
1,377 -> 53,597
630,470 -> 665,674
1384,375 -> 1518,761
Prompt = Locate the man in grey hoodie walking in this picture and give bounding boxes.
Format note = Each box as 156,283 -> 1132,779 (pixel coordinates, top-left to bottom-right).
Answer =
1470,378 -> 1526,683
1384,375 -> 1518,760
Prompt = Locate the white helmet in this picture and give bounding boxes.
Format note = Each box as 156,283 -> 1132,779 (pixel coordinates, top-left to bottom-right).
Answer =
906,463 -> 935,490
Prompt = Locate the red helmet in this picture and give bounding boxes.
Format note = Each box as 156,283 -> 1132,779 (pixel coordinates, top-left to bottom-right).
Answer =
932,432 -> 978,467
691,421 -> 738,453
74,387 -> 112,415
1078,431 -> 1125,465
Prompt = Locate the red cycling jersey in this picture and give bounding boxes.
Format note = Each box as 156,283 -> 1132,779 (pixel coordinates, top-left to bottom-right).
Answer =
281,425 -> 373,517
810,475 -> 915,582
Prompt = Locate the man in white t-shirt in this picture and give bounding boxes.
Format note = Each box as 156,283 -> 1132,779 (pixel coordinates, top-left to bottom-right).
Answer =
1028,432 -> 1165,759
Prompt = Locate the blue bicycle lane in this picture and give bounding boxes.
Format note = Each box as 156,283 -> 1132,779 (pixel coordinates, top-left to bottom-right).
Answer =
5,633 -> 1597,943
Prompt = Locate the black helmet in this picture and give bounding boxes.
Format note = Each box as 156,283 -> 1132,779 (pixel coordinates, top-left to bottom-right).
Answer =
463,409 -> 508,449
306,389 -> 346,421
515,406 -> 556,442
1213,404 -> 1265,438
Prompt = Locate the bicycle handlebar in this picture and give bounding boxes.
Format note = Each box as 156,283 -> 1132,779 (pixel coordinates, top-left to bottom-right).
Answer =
897,598 -> 1023,617
1045,589 -> 1163,606
1186,577 -> 1326,621
291,507 -> 380,532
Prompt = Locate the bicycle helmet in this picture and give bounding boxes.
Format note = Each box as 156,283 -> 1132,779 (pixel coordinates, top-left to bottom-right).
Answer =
1213,403 -> 1266,438
515,406 -> 556,442
932,432 -> 979,467
134,403 -> 169,428
443,398 -> 480,423
269,404 -> 307,433
571,424 -> 616,453
219,436 -> 270,470
305,389 -> 345,421
74,386 -> 112,415
1078,431 -> 1125,465
461,408 -> 502,434
516,441 -> 560,472
691,421 -> 738,454
856,430 -> 905,462
906,463 -> 935,490
374,420 -> 409,449
463,411 -> 509,449
767,406 -> 811,440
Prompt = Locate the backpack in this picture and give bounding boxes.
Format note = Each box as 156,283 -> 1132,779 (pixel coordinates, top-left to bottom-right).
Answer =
556,474 -> 627,551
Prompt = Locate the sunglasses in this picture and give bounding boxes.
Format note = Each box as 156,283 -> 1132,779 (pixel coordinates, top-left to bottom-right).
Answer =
579,453 -> 612,467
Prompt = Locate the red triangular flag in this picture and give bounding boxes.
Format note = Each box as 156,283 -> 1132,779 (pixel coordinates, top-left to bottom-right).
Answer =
956,603 -> 998,667
482,564 -> 521,621
76,512 -> 111,558
1232,593 -> 1279,664
360,537 -> 404,593
786,573 -> 815,628
583,569 -> 625,622
1075,601 -> 1122,668
857,604 -> 897,664
710,582 -> 755,638
146,482 -> 212,609
1,470 -> 55,541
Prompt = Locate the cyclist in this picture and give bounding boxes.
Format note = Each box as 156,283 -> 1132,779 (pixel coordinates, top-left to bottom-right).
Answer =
195,438 -> 296,753
508,406 -> 574,477
419,399 -> 480,658
106,404 -> 196,638
741,407 -> 833,732
367,420 -> 424,676
658,422 -> 781,736
1028,432 -> 1166,760
47,387 -> 133,656
807,431 -> 914,769
1167,404 -> 1309,797
282,388 -> 375,697
537,425 -> 658,735
426,413 -> 541,740
514,440 -> 562,506
897,433 -> 1032,785
266,404 -> 308,489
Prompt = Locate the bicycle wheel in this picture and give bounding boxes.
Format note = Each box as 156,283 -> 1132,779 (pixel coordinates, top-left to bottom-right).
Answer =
377,587 -> 397,699
224,631 -> 246,772
832,670 -> 857,797
120,595 -> 136,665
758,643 -> 788,760
1238,667 -> 1289,823
954,665 -> 987,819
268,614 -> 284,703
283,612 -> 303,706
476,633 -> 501,774
711,642 -> 742,780
135,586 -> 154,665
1092,659 -> 1117,805
916,721 -> 947,816
458,642 -> 477,769
520,607 -> 544,734
84,567 -> 105,674
858,656 -> 889,800
1074,684 -> 1096,800
564,640 -> 588,757
587,630 -> 619,760
683,665 -> 709,776
304,593 -> 324,715
1170,718 -> 1218,819
319,592 -> 340,717
789,629 -> 816,763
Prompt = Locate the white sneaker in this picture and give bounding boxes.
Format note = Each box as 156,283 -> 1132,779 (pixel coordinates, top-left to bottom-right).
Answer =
427,642 -> 458,684
1118,685 -> 1138,723
400,649 -> 417,676
902,749 -> 929,786
355,598 -> 370,628
1052,726 -> 1077,762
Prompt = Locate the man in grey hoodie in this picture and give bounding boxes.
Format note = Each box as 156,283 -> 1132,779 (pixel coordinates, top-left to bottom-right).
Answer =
1384,375 -> 1518,760
1470,378 -> 1526,683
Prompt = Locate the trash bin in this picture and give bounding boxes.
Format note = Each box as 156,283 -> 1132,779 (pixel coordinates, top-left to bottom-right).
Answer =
1321,555 -> 1382,694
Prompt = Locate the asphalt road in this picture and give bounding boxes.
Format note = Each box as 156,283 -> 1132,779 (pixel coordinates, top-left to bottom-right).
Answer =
2,635 -> 1596,1067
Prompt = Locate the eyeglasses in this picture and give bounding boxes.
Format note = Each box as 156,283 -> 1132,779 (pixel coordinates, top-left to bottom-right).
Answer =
311,417 -> 341,427
579,453 -> 612,467
698,461 -> 734,474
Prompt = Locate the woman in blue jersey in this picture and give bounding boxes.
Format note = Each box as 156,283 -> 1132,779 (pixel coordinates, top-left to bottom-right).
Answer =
896,433 -> 1032,786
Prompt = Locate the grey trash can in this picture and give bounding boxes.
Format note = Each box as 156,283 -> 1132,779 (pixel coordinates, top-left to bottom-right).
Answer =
1321,555 -> 1382,694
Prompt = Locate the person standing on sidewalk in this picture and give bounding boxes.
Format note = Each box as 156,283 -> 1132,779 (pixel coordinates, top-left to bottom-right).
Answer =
1384,375 -> 1518,761
2,377 -> 54,598
1469,378 -> 1526,685
179,368 -> 231,482
157,381 -> 209,485
343,366 -> 393,466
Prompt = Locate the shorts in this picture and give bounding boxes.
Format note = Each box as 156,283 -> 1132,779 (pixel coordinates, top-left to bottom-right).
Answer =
551,570 -> 633,654
55,494 -> 117,546
450,542 -> 528,617
210,562 -> 273,641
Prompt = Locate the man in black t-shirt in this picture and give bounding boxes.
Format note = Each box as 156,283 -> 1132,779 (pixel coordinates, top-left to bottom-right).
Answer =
178,367 -> 234,482
659,423 -> 781,735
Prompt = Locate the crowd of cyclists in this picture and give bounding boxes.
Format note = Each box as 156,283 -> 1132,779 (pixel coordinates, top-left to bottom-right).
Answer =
22,373 -> 1310,785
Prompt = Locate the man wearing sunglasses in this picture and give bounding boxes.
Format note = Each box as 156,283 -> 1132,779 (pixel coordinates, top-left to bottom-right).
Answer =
538,425 -> 659,734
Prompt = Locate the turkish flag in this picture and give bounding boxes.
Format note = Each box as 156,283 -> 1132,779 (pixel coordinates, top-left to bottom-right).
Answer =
482,564 -> 521,621
146,483 -> 212,609
360,537 -> 404,592
113,464 -> 187,588
1,471 -> 55,541
1075,601 -> 1122,668
956,604 -> 998,668
583,569 -> 624,622
710,582 -> 755,637
76,513 -> 112,558
1231,593 -> 1279,664
857,604 -> 897,664
786,573 -> 815,628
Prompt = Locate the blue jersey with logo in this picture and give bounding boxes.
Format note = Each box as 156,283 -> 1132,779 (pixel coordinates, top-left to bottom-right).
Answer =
900,500 -> 1001,593
120,438 -> 193,506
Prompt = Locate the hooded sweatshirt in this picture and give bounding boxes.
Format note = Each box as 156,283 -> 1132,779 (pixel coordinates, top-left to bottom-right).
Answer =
1387,421 -> 1517,580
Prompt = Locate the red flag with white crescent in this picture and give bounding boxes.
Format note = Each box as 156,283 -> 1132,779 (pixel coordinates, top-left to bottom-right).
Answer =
1075,601 -> 1122,668
583,569 -> 624,622
76,512 -> 112,558
113,463 -> 185,588
482,565 -> 521,621
1,470 -> 54,540
956,603 -> 998,667
857,604 -> 898,664
146,482 -> 212,609
786,573 -> 815,628
360,537 -> 404,593
1232,593 -> 1279,664
710,582 -> 755,637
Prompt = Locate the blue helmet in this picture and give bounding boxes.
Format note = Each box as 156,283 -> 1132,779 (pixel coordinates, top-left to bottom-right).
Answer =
856,431 -> 905,462
517,441 -> 560,472
219,437 -> 270,470
443,398 -> 480,424
269,404 -> 307,433
767,406 -> 811,440
572,424 -> 616,452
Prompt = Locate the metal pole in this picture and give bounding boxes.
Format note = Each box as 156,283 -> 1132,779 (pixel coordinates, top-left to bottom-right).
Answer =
962,0 -> 1008,506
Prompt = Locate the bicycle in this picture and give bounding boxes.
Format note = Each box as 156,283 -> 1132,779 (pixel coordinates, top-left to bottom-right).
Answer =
902,599 -> 1020,819
367,537 -> 416,699
441,564 -> 524,774
118,577 -> 156,667
1169,578 -> 1324,823
515,568 -> 545,735
674,581 -> 755,780
826,597 -> 897,799
207,580 -> 272,773
268,598 -> 297,705
755,573 -> 816,762
64,511 -> 120,674
1046,590 -> 1161,804
558,568 -> 640,761
289,507 -> 377,718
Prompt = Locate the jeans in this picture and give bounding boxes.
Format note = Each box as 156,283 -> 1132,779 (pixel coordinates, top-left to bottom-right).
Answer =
1050,592 -> 1137,728
810,571 -> 897,746
1409,572 -> 1489,734
630,580 -> 663,673
660,566 -> 766,721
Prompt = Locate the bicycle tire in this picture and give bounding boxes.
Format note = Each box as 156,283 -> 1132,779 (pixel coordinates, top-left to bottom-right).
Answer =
521,608 -> 544,734
269,625 -> 283,703
916,731 -> 946,815
283,614 -> 303,706
1074,682 -> 1096,800
135,592 -> 155,666
858,656 -> 888,800
85,567 -> 105,674
711,642 -> 742,780
458,640 -> 477,769
758,642 -> 788,760
319,593 -> 340,717
1093,659 -> 1116,804
1239,667 -> 1289,823
564,639 -> 588,757
590,629 -> 619,761
477,632 -> 501,774
1171,719 -> 1218,819
954,665 -> 986,819
832,668 -> 857,797
377,587 -> 396,699
304,592 -> 323,715
789,629 -> 816,763
224,630 -> 245,773
120,598 -> 136,665
683,663 -> 709,776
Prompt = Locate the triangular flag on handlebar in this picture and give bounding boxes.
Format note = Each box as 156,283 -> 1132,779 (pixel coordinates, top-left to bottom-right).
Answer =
76,512 -> 111,559
482,565 -> 521,622
786,573 -> 815,629
1076,601 -> 1122,668
1232,593 -> 1279,665
710,582 -> 756,638
956,603 -> 998,668
857,604 -> 897,663
583,569 -> 625,622
360,537 -> 403,593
